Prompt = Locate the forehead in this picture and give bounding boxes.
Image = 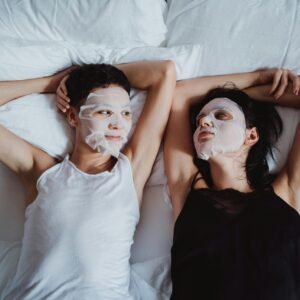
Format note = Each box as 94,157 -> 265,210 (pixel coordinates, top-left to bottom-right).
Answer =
85,86 -> 130,107
199,97 -> 244,117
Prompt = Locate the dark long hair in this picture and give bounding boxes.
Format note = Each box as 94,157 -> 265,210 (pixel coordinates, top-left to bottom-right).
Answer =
190,87 -> 283,190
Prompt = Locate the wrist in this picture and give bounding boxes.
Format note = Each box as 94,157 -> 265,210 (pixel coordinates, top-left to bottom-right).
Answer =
43,75 -> 59,93
256,69 -> 274,86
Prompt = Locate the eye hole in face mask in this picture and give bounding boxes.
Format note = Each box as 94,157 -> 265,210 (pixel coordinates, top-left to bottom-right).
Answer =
214,109 -> 233,121
92,109 -> 132,123
121,110 -> 132,118
196,109 -> 234,127
94,110 -> 113,117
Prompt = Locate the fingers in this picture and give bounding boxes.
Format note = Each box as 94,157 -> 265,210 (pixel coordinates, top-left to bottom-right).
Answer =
269,69 -> 283,95
291,74 -> 300,95
57,84 -> 69,102
59,76 -> 69,96
56,91 -> 70,114
56,93 -> 70,112
56,74 -> 71,113
274,69 -> 289,99
270,69 -> 300,99
56,102 -> 68,113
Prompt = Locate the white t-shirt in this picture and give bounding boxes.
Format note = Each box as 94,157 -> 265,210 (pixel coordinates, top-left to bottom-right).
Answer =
4,153 -> 139,300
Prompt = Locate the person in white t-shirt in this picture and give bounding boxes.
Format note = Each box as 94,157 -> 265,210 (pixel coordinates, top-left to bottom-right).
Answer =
0,61 -> 176,299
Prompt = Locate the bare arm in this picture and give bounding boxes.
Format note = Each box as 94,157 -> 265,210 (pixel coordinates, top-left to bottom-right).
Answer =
0,70 -> 71,190
55,61 -> 176,200
174,70 -> 269,105
0,68 -> 73,106
272,121 -> 300,213
246,74 -> 300,212
118,61 -> 176,200
164,69 -> 300,219
245,83 -> 300,108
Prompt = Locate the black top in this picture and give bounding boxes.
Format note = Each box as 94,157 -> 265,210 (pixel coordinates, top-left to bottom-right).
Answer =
171,187 -> 300,300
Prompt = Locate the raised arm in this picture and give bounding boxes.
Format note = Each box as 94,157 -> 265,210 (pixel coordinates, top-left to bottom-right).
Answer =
55,61 -> 176,200
0,69 -> 71,188
164,69 -> 300,219
0,68 -> 72,106
118,61 -> 176,200
273,122 -> 300,213
245,83 -> 300,108
245,71 -> 300,212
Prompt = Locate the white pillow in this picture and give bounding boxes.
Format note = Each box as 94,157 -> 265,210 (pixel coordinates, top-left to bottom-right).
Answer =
0,94 -> 74,159
166,0 -> 300,74
0,0 -> 167,47
1,37 -> 298,180
0,37 -> 203,81
0,39 -> 204,184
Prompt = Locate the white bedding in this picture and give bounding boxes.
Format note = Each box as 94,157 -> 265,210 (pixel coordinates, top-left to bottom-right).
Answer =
0,1 -> 299,299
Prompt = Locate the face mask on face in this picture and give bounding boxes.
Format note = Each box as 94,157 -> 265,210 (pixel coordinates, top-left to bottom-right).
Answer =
193,98 -> 246,160
78,87 -> 132,157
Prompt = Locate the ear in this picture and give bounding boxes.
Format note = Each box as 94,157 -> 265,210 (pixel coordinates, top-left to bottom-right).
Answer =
66,107 -> 79,128
244,127 -> 259,147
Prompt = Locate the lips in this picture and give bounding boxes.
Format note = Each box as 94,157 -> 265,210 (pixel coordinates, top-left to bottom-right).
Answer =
105,135 -> 123,141
197,131 -> 215,142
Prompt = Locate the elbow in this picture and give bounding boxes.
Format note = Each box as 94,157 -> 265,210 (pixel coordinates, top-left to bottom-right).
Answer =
164,60 -> 176,75
160,60 -> 176,82
146,60 -> 176,89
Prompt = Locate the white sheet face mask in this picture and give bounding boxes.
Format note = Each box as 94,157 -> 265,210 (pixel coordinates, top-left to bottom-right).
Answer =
79,87 -> 132,157
193,98 -> 247,160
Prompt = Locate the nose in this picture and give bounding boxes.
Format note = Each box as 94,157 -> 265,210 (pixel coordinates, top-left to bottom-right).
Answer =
199,115 -> 213,128
108,114 -> 124,130
109,124 -> 121,130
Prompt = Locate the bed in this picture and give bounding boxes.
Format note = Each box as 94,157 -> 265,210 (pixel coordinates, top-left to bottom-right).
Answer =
0,0 -> 299,299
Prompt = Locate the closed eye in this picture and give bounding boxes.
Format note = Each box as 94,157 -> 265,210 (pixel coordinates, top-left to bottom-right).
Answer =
214,110 -> 232,120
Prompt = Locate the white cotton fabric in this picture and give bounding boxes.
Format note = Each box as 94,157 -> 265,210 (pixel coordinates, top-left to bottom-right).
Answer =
3,153 -> 139,300
166,0 -> 300,74
0,0 -> 167,47
1,1 -> 300,296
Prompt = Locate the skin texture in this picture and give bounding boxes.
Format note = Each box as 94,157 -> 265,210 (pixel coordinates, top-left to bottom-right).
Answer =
164,69 -> 300,219
0,60 -> 176,206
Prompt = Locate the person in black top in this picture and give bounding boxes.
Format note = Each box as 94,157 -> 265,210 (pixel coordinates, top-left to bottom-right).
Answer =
164,69 -> 300,300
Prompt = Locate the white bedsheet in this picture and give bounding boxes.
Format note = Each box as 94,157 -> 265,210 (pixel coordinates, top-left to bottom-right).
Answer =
0,0 -> 299,299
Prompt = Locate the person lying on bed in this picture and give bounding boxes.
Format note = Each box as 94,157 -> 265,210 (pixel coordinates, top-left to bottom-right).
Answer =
164,69 -> 300,300
0,61 -> 176,299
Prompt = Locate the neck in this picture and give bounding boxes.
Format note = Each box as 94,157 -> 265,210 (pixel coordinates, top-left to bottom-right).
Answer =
208,150 -> 252,192
70,141 -> 117,174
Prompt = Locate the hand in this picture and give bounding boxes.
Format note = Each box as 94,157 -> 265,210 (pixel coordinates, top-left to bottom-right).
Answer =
56,75 -> 70,113
269,69 -> 300,99
47,66 -> 76,93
